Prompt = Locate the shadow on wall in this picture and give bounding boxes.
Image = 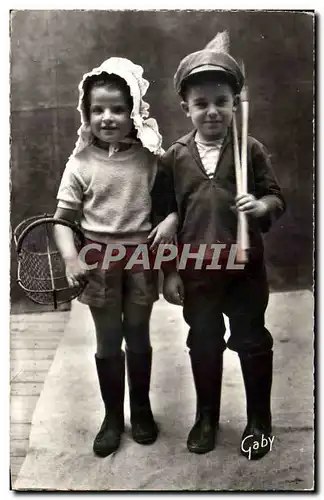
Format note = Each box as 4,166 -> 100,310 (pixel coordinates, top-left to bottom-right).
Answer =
10,10 -> 314,307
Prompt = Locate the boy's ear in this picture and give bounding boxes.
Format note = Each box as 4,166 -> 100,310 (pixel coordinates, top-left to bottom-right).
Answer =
233,94 -> 241,112
180,101 -> 190,117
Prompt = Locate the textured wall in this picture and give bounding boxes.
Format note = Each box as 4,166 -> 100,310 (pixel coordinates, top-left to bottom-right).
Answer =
10,10 -> 314,303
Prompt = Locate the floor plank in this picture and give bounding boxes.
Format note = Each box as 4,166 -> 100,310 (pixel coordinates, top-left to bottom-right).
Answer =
11,382 -> 44,396
10,438 -> 30,457
10,370 -> 58,384
10,359 -> 55,377
11,349 -> 57,361
10,457 -> 26,487
10,423 -> 32,441
10,308 -> 69,486
10,395 -> 42,424
11,339 -> 62,349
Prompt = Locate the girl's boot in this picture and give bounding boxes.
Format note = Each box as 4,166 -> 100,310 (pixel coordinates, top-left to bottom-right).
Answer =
126,347 -> 158,444
93,352 -> 125,457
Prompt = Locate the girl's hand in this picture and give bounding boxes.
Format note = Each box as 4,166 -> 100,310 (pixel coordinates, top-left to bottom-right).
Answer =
65,256 -> 88,287
235,193 -> 268,217
163,272 -> 184,306
148,213 -> 179,252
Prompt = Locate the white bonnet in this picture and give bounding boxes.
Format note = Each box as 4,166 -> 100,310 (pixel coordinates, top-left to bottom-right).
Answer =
71,57 -> 163,157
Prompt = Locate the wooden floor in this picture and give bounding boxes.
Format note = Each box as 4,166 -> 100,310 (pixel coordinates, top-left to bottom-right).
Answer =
10,310 -> 70,486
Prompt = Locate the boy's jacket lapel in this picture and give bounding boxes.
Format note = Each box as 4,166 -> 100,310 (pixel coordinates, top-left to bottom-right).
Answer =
174,128 -> 234,180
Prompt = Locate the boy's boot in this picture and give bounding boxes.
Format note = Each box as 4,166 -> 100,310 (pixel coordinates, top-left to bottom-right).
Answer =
187,350 -> 223,454
126,347 -> 158,444
239,350 -> 273,460
93,352 -> 125,457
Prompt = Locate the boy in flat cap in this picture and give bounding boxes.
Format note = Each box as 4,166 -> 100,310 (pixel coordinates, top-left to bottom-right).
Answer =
156,39 -> 285,459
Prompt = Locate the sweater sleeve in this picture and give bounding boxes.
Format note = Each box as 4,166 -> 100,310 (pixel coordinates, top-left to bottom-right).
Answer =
151,147 -> 178,225
250,138 -> 286,233
56,158 -> 84,211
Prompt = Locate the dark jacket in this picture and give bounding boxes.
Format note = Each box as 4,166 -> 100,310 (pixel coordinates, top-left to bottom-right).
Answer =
152,129 -> 285,256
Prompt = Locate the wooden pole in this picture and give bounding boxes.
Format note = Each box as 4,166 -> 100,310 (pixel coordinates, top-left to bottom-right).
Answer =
240,81 -> 250,253
232,113 -> 248,264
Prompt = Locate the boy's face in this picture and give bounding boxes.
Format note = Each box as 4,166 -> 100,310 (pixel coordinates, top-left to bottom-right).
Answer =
181,79 -> 239,141
89,85 -> 133,148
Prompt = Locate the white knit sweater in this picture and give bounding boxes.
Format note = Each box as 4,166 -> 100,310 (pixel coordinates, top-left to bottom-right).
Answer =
57,143 -> 157,244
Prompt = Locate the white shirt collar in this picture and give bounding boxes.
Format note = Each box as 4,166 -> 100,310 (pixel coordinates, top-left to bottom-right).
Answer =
195,131 -> 224,149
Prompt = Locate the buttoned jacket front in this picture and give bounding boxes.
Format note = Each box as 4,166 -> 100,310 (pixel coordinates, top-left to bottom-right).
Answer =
155,129 -> 285,256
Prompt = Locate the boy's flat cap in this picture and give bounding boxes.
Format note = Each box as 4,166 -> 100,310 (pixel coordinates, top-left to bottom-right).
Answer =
174,50 -> 244,94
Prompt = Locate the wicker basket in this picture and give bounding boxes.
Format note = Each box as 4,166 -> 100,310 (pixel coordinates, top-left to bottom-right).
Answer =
14,215 -> 85,309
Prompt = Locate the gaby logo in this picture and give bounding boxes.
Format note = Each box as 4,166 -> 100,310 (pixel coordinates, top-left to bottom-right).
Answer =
241,434 -> 275,460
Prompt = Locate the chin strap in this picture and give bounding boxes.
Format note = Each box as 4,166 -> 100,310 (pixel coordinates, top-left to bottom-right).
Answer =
108,143 -> 120,157
108,137 -> 140,157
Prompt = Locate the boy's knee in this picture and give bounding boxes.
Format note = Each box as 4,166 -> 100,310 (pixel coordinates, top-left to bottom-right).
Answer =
186,330 -> 226,355
227,328 -> 273,355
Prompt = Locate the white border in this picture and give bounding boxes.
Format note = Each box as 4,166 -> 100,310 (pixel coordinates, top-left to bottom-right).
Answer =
3,3 -> 319,497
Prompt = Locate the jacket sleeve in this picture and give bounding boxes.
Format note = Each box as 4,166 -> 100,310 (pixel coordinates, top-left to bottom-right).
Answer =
251,139 -> 286,233
151,147 -> 178,226
150,148 -> 179,277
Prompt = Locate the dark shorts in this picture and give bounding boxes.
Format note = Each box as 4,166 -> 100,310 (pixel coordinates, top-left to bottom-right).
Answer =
78,238 -> 159,308
180,259 -> 273,355
78,267 -> 159,308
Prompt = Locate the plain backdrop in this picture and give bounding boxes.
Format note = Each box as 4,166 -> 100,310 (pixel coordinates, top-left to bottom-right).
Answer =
10,10 -> 314,303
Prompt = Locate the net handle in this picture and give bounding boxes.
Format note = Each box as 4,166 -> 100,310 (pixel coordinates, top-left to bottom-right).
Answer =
15,217 -> 85,255
13,213 -> 52,247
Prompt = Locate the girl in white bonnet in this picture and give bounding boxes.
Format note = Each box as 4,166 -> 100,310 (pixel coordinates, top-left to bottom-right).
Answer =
54,57 -> 178,457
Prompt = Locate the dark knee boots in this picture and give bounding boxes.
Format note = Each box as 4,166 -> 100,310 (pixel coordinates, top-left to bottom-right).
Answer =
93,352 -> 125,457
187,350 -> 223,454
126,347 -> 158,444
239,350 -> 273,460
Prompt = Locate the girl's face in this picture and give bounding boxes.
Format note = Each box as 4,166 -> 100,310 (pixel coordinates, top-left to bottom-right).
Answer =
89,84 -> 133,148
181,80 -> 238,141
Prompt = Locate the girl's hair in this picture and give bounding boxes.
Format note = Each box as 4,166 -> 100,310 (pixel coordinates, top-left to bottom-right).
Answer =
82,73 -> 134,122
